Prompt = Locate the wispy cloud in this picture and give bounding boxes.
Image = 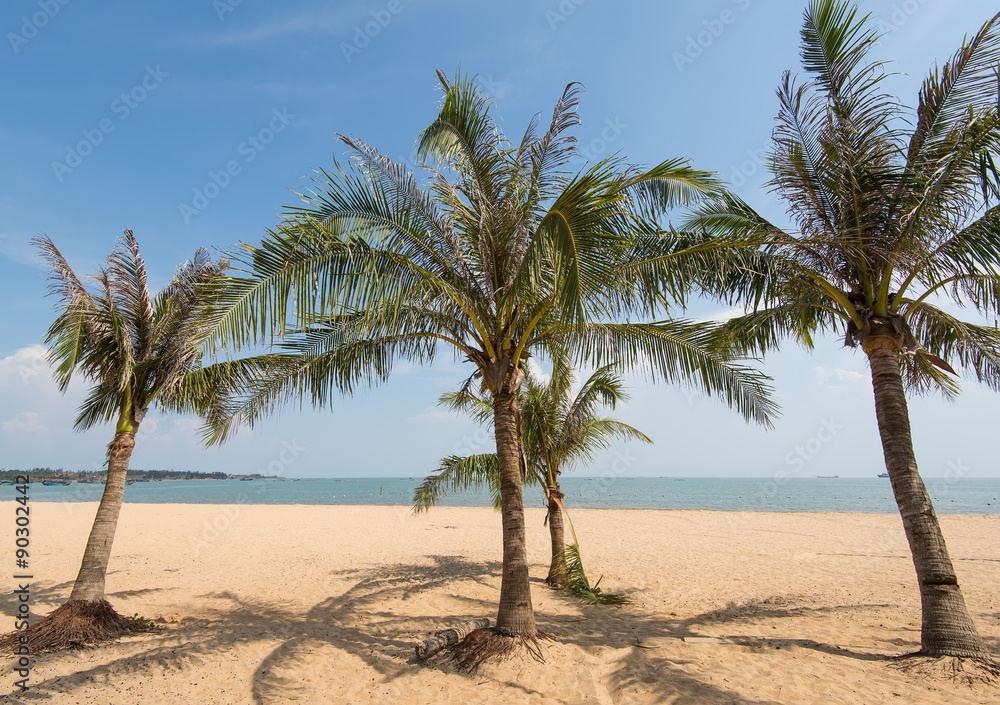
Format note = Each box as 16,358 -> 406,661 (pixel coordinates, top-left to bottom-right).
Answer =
199,7 -> 357,48
2,411 -> 46,434
0,232 -> 42,267
698,306 -> 748,324
813,365 -> 866,391
405,406 -> 462,425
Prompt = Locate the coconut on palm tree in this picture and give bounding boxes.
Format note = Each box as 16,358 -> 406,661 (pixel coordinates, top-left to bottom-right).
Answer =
199,71 -> 776,666
688,0 -> 1000,659
12,230 -> 225,651
414,361 -> 651,595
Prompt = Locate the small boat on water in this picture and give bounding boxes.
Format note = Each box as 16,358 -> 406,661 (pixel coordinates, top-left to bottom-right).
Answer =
877,472 -> 889,478
41,479 -> 72,486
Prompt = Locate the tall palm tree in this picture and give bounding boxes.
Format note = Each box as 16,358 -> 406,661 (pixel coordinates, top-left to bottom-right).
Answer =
687,1 -> 1000,658
413,362 -> 651,589
22,230 -> 225,651
200,71 -> 777,663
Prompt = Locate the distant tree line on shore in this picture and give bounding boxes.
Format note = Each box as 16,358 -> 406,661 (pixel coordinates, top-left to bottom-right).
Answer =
0,468 -> 232,482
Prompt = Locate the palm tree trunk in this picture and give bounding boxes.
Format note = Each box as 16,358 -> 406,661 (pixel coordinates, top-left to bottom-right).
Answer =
493,389 -> 537,636
545,485 -> 566,586
865,336 -> 987,658
69,431 -> 135,602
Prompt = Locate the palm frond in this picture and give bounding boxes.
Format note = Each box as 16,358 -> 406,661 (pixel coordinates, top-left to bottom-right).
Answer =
412,454 -> 501,512
563,321 -> 779,427
551,543 -> 630,606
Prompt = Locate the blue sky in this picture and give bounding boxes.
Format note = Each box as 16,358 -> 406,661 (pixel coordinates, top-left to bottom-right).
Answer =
1,0 -> 998,479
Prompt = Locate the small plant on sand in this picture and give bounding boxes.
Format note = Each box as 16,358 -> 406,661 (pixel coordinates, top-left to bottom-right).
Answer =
127,614 -> 161,632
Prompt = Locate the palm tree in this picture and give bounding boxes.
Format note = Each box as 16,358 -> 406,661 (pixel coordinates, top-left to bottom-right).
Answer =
687,0 -> 1000,658
200,71 -> 777,665
414,362 -> 651,591
20,230 -> 225,651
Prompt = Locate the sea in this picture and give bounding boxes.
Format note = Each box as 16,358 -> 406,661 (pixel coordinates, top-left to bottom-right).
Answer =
5,477 -> 1000,514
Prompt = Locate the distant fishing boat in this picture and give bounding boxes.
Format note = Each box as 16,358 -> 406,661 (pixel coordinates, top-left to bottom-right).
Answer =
877,472 -> 889,478
41,479 -> 72,486
240,477 -> 254,481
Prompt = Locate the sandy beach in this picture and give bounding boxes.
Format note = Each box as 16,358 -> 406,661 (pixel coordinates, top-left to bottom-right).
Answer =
1,502 -> 998,704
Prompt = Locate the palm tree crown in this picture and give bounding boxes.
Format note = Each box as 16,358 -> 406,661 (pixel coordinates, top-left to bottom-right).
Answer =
414,362 -> 650,510
414,361 -> 651,594
201,72 -> 777,438
690,2 -> 1000,388
37,230 -> 227,433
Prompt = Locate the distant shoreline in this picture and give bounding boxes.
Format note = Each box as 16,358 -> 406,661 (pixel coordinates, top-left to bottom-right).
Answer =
6,477 -> 998,515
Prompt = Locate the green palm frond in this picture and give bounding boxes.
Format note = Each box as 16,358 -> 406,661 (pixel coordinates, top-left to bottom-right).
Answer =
551,543 -> 630,606
438,387 -> 494,427
905,302 -> 1000,393
412,454 -> 502,512
904,13 -> 1000,198
563,321 -> 778,427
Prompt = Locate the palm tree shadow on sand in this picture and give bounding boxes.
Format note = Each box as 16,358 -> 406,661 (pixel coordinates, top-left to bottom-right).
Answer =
2,558 -> 955,704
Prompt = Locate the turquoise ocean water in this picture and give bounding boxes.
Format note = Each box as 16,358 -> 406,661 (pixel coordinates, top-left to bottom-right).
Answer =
5,477 -> 1000,514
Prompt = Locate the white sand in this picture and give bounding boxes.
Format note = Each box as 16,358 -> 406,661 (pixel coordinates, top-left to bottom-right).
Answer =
1,502 -> 998,704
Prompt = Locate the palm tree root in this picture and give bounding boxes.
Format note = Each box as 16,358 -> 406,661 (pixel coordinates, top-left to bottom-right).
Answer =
0,600 -> 153,654
891,654 -> 1000,687
544,575 -> 565,589
447,627 -> 554,673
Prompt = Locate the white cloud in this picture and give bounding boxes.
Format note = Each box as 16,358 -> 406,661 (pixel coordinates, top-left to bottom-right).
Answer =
200,7 -> 356,47
525,357 -> 551,387
1,411 -> 46,434
812,365 -> 867,391
0,344 -> 51,386
698,306 -> 748,323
